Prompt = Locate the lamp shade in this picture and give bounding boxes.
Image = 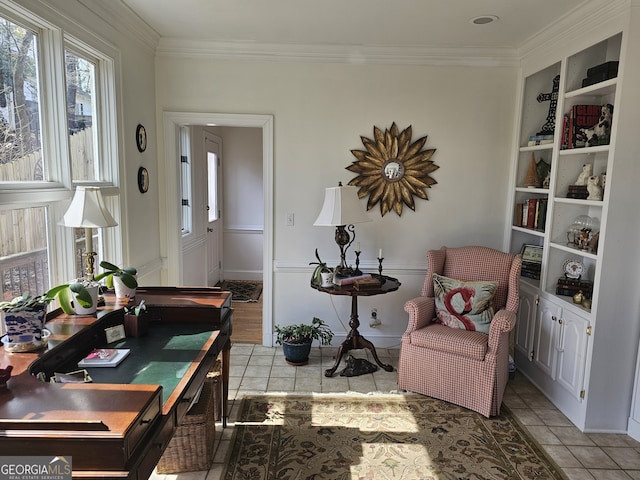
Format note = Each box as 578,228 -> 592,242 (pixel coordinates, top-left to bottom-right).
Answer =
62,186 -> 118,228
314,184 -> 371,226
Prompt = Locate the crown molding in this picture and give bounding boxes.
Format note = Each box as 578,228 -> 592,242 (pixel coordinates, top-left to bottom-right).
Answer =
79,0 -> 160,53
518,0 -> 629,60
156,38 -> 520,67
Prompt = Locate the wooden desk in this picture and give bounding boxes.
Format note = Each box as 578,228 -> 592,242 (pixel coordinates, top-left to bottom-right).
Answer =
311,276 -> 400,377
0,286 -> 232,480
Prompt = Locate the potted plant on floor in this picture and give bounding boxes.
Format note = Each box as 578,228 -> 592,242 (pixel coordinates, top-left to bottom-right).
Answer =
275,317 -> 334,366
94,261 -> 138,299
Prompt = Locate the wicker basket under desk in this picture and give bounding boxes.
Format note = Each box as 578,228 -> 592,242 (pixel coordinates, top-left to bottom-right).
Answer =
157,378 -> 216,473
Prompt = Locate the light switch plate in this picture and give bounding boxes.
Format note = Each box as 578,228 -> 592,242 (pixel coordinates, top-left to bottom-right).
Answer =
105,324 -> 126,343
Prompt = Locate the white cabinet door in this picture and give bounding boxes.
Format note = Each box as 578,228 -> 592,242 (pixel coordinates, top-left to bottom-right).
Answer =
534,298 -> 562,378
556,308 -> 590,400
515,282 -> 538,361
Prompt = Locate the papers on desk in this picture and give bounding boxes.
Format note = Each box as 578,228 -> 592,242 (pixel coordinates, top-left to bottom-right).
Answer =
78,348 -> 130,367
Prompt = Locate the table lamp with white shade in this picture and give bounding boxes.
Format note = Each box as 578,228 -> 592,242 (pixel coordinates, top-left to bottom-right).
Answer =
313,182 -> 371,277
61,186 -> 117,281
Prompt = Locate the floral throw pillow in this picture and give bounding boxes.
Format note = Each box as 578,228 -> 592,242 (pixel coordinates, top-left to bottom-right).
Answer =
432,273 -> 498,334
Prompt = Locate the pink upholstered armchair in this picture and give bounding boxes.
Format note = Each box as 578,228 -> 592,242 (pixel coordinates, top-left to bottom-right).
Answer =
398,246 -> 522,417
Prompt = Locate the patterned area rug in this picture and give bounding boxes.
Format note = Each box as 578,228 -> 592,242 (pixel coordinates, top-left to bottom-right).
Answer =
223,393 -> 568,480
218,280 -> 262,302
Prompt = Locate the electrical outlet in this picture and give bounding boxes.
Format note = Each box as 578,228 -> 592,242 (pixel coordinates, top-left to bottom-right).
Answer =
369,308 -> 381,327
286,213 -> 295,226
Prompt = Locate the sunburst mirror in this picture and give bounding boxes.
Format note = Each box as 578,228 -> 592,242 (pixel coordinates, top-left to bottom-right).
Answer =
346,123 -> 438,216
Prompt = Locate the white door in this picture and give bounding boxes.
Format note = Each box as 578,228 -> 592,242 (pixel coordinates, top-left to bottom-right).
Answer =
205,133 -> 223,286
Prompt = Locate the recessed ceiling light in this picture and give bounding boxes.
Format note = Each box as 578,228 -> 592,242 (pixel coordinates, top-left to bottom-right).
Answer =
470,15 -> 499,25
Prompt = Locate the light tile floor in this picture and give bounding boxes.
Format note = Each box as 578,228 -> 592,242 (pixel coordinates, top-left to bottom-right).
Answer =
151,344 -> 640,480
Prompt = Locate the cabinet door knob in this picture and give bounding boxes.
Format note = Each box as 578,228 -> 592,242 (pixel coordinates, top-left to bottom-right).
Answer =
558,318 -> 563,325
552,316 -> 557,322
207,227 -> 213,232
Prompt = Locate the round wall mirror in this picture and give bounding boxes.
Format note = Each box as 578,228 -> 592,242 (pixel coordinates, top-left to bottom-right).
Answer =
383,160 -> 404,181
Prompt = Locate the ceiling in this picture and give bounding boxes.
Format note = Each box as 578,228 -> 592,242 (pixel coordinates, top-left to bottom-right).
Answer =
120,0 -> 588,51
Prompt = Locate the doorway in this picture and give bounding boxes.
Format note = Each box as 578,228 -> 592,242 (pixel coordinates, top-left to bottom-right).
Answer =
162,112 -> 274,346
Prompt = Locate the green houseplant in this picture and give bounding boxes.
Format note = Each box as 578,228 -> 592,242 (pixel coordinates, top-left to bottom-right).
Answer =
275,317 -> 333,366
94,261 -> 138,299
46,280 -> 98,315
0,292 -> 53,349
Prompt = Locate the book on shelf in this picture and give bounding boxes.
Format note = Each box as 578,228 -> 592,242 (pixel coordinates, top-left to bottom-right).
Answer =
333,273 -> 372,286
561,104 -> 602,149
514,198 -> 547,231
78,348 -> 130,368
527,134 -> 554,146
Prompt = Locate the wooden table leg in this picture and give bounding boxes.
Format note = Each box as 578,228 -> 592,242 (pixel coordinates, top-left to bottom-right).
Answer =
324,296 -> 393,377
221,339 -> 230,427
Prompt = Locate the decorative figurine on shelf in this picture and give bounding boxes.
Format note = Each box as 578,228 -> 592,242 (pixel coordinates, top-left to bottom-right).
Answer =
536,74 -> 560,136
587,175 -> 603,200
575,163 -> 593,185
524,153 -> 540,188
579,103 -> 613,148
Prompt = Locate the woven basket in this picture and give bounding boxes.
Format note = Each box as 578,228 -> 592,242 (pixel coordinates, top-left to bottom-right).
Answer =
157,379 -> 216,473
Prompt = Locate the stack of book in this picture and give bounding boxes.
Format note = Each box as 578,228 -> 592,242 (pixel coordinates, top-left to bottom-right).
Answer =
78,348 -> 130,367
353,277 -> 382,291
514,198 -> 547,231
581,61 -> 618,88
556,277 -> 593,298
527,134 -> 554,146
332,273 -> 372,286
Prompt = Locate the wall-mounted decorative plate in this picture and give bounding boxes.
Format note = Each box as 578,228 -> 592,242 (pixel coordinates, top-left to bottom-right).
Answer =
138,167 -> 149,193
136,124 -> 147,152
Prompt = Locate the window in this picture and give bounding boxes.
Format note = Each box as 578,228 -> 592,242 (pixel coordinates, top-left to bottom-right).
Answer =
180,126 -> 192,234
0,6 -> 119,302
65,48 -> 98,182
0,17 -> 42,182
207,151 -> 218,223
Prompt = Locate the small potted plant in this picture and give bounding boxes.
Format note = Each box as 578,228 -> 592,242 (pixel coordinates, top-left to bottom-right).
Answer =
94,261 -> 138,299
310,249 -> 333,287
275,317 -> 333,366
0,292 -> 52,348
46,279 -> 98,315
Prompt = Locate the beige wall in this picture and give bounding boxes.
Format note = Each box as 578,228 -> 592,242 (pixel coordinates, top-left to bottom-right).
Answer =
156,58 -> 518,345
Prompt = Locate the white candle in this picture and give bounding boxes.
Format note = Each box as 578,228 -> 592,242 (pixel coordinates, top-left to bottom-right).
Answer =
379,248 -> 383,258
357,242 -> 361,253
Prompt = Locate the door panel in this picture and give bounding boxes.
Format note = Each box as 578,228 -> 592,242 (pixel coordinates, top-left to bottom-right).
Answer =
534,298 -> 562,378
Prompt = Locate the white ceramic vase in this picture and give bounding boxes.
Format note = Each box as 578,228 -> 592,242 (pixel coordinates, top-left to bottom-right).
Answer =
73,284 -> 99,315
113,276 -> 136,300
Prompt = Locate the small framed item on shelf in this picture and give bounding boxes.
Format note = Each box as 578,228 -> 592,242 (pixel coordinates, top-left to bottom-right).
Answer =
520,244 -> 543,279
